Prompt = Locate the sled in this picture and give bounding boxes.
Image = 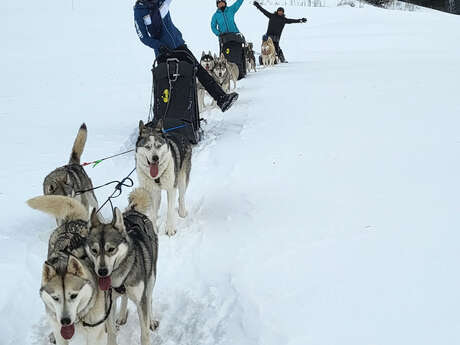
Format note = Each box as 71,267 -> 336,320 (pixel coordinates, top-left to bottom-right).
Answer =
219,33 -> 247,80
151,50 -> 201,144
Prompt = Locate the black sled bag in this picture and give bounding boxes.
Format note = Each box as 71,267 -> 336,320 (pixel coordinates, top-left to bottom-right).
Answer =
152,55 -> 200,144
219,33 -> 246,80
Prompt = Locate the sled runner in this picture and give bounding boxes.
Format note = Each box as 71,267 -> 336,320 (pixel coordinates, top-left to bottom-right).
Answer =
151,50 -> 201,144
219,33 -> 247,80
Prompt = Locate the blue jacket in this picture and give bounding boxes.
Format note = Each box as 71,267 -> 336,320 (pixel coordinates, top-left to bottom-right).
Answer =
134,0 -> 185,57
211,0 -> 244,36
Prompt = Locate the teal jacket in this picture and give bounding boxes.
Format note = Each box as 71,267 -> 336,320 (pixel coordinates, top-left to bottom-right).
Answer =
211,0 -> 244,36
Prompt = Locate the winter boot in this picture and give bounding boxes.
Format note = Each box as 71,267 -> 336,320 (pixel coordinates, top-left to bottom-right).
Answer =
217,92 -> 239,112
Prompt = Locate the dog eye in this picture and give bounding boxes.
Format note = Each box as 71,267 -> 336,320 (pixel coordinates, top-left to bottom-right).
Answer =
52,296 -> 59,302
107,247 -> 116,254
154,142 -> 162,149
70,293 -> 78,300
145,144 -> 152,150
91,248 -> 98,255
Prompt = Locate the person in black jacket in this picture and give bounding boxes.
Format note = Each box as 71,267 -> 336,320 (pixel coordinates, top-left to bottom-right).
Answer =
253,1 -> 307,63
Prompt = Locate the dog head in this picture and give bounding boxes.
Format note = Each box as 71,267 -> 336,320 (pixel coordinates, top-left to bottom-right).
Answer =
85,208 -> 129,291
213,54 -> 229,80
40,255 -> 95,340
44,169 -> 76,199
136,120 -> 170,180
200,51 -> 215,72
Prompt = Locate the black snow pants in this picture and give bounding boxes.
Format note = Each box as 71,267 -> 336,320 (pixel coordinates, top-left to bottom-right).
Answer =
174,45 -> 226,101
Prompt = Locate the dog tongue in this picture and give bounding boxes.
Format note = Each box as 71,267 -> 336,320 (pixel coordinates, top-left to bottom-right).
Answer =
60,324 -> 75,340
98,276 -> 111,291
150,162 -> 159,178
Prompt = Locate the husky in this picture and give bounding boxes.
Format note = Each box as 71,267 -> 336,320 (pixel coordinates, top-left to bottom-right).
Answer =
43,123 -> 98,225
212,53 -> 239,93
85,188 -> 159,345
198,51 -> 217,112
135,119 -> 192,237
28,196 -> 110,345
261,37 -> 278,67
245,42 -> 257,73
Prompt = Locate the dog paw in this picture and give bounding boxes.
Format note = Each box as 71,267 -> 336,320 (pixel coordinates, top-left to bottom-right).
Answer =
48,332 -> 56,344
166,225 -> 177,237
178,207 -> 188,218
116,309 -> 129,327
150,320 -> 160,331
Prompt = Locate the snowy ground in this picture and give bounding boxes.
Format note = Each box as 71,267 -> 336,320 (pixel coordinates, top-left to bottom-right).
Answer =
1,1 -> 460,345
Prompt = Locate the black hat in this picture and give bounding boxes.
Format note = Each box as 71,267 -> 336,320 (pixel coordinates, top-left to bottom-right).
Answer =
277,7 -> 285,12
217,0 -> 227,5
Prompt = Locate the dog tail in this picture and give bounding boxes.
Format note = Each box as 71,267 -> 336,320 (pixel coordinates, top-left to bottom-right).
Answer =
69,123 -> 87,165
127,188 -> 152,214
27,195 -> 88,222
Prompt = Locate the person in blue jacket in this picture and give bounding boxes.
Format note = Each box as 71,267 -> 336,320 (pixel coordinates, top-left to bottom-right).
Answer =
211,0 -> 244,37
134,0 -> 238,112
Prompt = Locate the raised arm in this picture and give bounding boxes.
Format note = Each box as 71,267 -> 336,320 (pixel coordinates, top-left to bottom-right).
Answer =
229,0 -> 244,13
211,13 -> 221,36
134,16 -> 162,51
159,0 -> 173,18
253,1 -> 272,18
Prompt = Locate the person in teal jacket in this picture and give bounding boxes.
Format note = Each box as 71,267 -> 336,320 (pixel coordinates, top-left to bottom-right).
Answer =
211,0 -> 244,36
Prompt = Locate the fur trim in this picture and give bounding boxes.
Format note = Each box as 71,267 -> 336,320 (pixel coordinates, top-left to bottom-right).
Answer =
69,123 -> 87,165
27,195 -> 88,222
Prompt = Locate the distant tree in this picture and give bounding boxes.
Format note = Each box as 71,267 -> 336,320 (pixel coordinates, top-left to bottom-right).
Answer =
363,0 -> 392,7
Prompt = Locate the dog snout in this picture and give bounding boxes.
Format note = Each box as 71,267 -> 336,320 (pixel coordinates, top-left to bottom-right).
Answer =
98,267 -> 108,277
152,155 -> 159,163
61,317 -> 71,326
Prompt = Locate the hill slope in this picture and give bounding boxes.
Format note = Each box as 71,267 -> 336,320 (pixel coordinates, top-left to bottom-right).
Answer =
1,2 -> 460,345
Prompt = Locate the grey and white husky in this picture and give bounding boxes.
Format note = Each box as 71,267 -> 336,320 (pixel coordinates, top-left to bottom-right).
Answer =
245,42 -> 257,73
136,120 -> 192,237
85,188 -> 158,345
43,123 -> 98,225
198,51 -> 217,112
212,53 -> 239,93
28,195 -> 109,345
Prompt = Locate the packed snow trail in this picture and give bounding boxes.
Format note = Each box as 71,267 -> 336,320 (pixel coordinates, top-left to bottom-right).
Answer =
1,2 -> 460,345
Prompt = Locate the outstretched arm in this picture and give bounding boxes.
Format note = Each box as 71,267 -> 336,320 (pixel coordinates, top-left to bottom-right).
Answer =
285,17 -> 307,24
229,0 -> 244,13
253,1 -> 272,18
211,14 -> 221,36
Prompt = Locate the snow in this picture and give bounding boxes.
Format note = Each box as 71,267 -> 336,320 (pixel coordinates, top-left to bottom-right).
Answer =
1,1 -> 460,345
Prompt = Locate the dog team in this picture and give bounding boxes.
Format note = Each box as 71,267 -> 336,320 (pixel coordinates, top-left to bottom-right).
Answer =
27,1 -> 308,344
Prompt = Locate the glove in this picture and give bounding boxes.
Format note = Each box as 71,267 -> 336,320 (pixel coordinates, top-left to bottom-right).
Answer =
300,18 -> 307,23
253,1 -> 259,6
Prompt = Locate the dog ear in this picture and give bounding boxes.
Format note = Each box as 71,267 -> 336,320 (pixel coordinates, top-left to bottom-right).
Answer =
112,207 -> 126,234
202,51 -> 205,57
208,50 -> 212,56
67,255 -> 89,280
42,262 -> 57,285
89,208 -> 101,228
155,118 -> 164,131
139,120 -> 145,134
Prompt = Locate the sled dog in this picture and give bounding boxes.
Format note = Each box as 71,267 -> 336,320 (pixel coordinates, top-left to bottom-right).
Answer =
85,188 -> 159,345
212,53 -> 239,93
245,42 -> 257,72
261,37 -> 277,67
28,195 -> 109,345
135,120 -> 192,237
198,51 -> 217,112
43,123 -> 98,225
